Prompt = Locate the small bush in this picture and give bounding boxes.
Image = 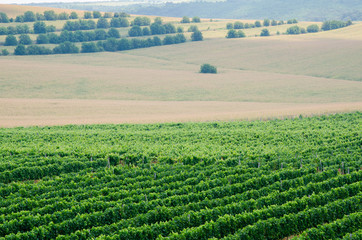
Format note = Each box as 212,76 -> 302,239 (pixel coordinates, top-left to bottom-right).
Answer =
260,28 -> 270,36
200,63 -> 217,74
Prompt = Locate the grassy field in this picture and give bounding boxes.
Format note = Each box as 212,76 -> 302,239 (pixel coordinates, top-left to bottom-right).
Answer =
0,4 -> 361,127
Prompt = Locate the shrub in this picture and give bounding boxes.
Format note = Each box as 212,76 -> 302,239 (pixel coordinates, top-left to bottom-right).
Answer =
53,41 -> 79,54
226,23 -> 233,29
97,18 -> 110,29
5,35 -> 18,46
93,11 -> 102,19
26,45 -> 52,55
14,45 -> 26,55
188,25 -> 198,32
260,28 -> 270,36
192,16 -> 201,23
255,21 -> 261,27
234,21 -> 244,29
191,30 -> 203,41
286,25 -> 301,34
128,25 -> 143,37
263,19 -> 270,26
84,12 -> 92,19
200,63 -> 217,74
34,21 -> 47,34
2,49 -> 9,56
18,34 -> 32,45
177,26 -> 184,33
108,28 -> 120,38
307,24 -> 320,33
226,29 -> 245,38
181,16 -> 190,23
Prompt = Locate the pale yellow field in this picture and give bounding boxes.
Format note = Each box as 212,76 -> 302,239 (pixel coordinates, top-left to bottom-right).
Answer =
0,5 -> 361,127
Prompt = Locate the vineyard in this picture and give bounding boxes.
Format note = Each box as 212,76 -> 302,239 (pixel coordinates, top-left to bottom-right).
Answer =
0,112 -> 361,239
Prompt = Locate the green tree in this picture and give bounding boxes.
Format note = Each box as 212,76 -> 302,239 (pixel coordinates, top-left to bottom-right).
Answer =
16,24 -> 30,34
58,12 -> 69,20
191,30 -> 203,41
84,12 -> 92,19
154,17 -> 163,25
97,18 -> 110,29
142,27 -> 151,36
95,29 -> 107,40
44,10 -> 57,21
200,63 -> 217,74
34,21 -> 47,34
128,25 -> 143,37
0,12 -> 10,23
271,20 -> 278,26
93,11 -> 102,18
260,28 -> 270,36
163,35 -> 175,45
81,42 -> 100,53
192,16 -> 201,23
14,44 -> 27,55
150,23 -> 166,35
0,27 -> 7,35
18,34 -> 32,45
255,21 -> 261,27
108,28 -> 120,38
263,19 -> 270,26
234,21 -> 244,29
177,26 -> 184,33
226,29 -> 245,38
5,35 -> 18,46
70,12 -> 78,19
53,41 -> 79,54
26,45 -> 52,55
36,34 -> 49,44
23,11 -> 36,22
188,25 -> 198,32
286,25 -> 301,34
2,49 -> 9,56
103,38 -> 118,51
103,12 -> 112,18
226,23 -> 233,29
181,16 -> 190,23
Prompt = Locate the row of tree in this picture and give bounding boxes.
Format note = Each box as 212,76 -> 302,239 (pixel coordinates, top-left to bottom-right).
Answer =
180,16 -> 201,23
13,33 -> 187,55
11,10 -> 131,23
227,19 -> 298,30
285,20 -> 352,35
128,23 -> 181,37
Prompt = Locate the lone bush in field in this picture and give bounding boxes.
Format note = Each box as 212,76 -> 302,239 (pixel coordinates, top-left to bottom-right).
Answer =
260,28 -> 270,36
200,64 -> 217,74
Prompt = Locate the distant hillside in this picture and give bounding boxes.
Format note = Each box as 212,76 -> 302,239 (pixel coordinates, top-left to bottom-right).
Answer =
29,0 -> 362,21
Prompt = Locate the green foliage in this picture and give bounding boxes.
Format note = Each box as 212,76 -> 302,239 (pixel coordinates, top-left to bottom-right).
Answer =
33,21 -> 47,34
321,20 -> 350,31
192,16 -> 201,23
1,49 -> 9,56
81,42 -> 102,53
44,10 -> 57,21
0,12 -> 10,23
263,19 -> 270,26
23,11 -> 36,22
271,19 -> 278,26
97,18 -> 110,29
191,30 -> 203,41
4,35 -> 18,46
226,29 -> 246,38
188,25 -> 199,32
233,21 -> 244,29
260,28 -> 270,36
181,16 -> 190,23
93,11 -> 102,19
36,34 -> 49,44
307,24 -> 320,33
226,23 -> 233,29
58,12 -> 69,20
0,113 -> 361,239
110,17 -> 130,28
18,34 -> 32,45
107,28 -> 120,38
132,16 -> 151,26
154,17 -> 163,25
200,63 -> 217,73
70,12 -> 78,19
53,41 -> 79,54
177,26 -> 184,33
255,21 -> 261,27
14,44 -> 26,55
26,45 -> 52,55
128,25 -> 143,37
286,25 -> 302,34
84,12 -> 92,19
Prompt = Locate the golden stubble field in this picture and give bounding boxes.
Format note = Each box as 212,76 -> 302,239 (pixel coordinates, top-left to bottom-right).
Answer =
0,4 -> 361,127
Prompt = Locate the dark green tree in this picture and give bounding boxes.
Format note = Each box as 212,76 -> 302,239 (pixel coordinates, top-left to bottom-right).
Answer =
33,21 -> 47,34
2,49 -> 9,56
93,11 -> 102,19
0,27 -> 7,35
154,17 -> 163,25
95,29 -> 107,40
117,38 -> 132,51
81,42 -> 101,53
103,12 -> 112,18
188,25 -> 198,32
84,12 -> 92,19
128,25 -> 143,37
200,63 -> 217,74
177,26 -> 184,33
191,30 -> 203,41
44,10 -> 57,21
18,34 -> 32,45
164,23 -> 176,33
192,16 -> 201,23
97,18 -> 110,29
181,16 -> 190,23
16,25 -> 30,34
23,11 -> 36,22
53,41 -> 79,54
103,38 -> 118,51
5,35 -> 18,46
286,25 -> 301,34
142,27 -> 151,36
226,23 -> 233,29
108,28 -> 120,38
26,45 -> 52,55
0,12 -> 10,23
263,19 -> 270,26
58,12 -> 69,20
36,34 -> 49,44
14,44 -> 27,55
234,21 -> 244,29
70,12 -> 78,19
260,28 -> 270,36
255,21 -> 261,27
163,35 -> 174,45
271,20 -> 278,26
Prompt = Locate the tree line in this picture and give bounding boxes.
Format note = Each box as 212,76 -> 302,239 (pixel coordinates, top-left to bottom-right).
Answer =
226,19 -> 297,30
12,33 -> 187,55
